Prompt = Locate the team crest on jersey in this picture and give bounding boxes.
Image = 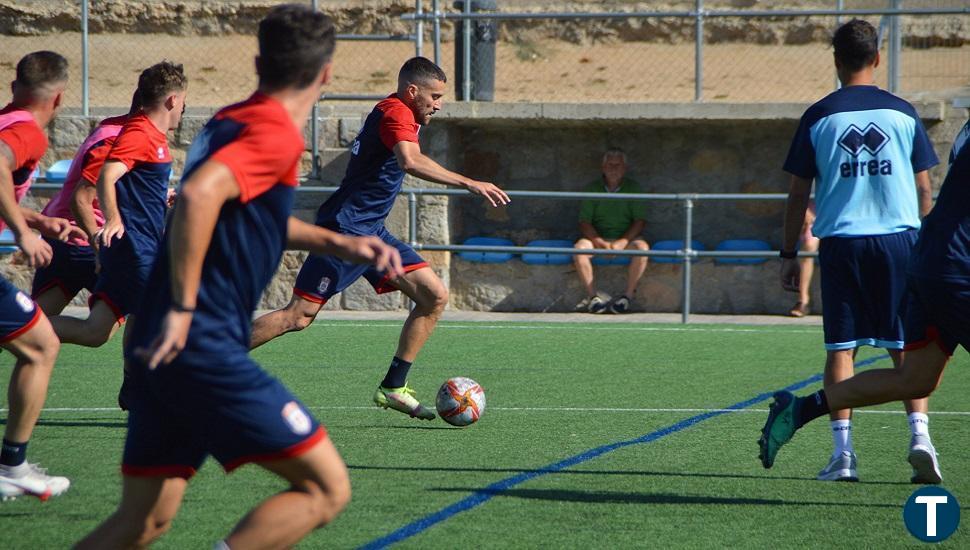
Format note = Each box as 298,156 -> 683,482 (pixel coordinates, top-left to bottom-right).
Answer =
317,277 -> 331,294
157,146 -> 166,159
14,292 -> 34,314
281,401 -> 312,435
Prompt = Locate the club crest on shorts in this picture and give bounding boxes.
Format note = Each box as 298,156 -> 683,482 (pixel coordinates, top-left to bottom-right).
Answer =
317,277 -> 331,294
14,291 -> 34,314
281,401 -> 312,435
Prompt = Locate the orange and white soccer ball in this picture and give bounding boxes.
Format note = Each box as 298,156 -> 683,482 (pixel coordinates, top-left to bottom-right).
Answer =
436,377 -> 486,427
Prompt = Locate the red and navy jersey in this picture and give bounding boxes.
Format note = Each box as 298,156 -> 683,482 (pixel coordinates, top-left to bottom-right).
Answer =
89,113 -> 172,254
0,104 -> 47,231
42,114 -> 127,246
130,94 -> 303,354
315,94 -> 419,234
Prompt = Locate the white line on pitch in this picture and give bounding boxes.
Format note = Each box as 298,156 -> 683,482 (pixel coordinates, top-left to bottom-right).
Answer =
16,406 -> 970,416
307,322 -> 819,334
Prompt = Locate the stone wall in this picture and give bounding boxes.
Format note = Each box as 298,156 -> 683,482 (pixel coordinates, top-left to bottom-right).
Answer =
10,99 -> 966,314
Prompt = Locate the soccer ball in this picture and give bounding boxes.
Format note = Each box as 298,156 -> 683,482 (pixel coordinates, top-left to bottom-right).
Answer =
436,377 -> 486,427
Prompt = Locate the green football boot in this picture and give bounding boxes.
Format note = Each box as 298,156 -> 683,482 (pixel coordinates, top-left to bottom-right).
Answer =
759,390 -> 799,469
373,382 -> 436,420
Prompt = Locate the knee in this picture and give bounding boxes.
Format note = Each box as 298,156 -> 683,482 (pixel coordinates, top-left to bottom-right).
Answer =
574,239 -> 593,250
138,516 -> 174,546
424,284 -> 449,314
286,302 -> 321,332
904,370 -> 940,399
630,239 -> 649,251
304,475 -> 352,529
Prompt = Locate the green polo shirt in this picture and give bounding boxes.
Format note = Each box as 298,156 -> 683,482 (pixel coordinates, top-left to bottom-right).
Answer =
578,177 -> 647,240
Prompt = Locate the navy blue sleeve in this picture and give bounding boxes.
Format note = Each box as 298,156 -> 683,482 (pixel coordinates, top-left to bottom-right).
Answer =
783,113 -> 817,179
910,116 -> 939,173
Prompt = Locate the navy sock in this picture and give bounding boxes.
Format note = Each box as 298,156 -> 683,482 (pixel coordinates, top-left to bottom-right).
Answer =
794,390 -> 829,429
381,357 -> 412,389
0,438 -> 27,467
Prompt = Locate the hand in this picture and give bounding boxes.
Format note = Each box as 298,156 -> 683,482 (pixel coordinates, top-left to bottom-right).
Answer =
466,180 -> 510,208
16,232 -> 53,268
99,217 -> 125,248
592,238 -> 610,249
135,309 -> 193,369
334,235 -> 405,279
781,257 -> 801,292
34,215 -> 86,242
610,239 -> 629,251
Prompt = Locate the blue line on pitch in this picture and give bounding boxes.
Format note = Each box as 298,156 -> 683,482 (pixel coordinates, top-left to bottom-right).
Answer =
360,354 -> 890,549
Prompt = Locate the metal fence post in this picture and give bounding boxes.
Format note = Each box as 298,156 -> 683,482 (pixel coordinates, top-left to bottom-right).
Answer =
310,0 -> 320,179
416,0 -> 424,57
433,0 -> 441,66
834,0 -> 843,91
889,0 -> 901,94
82,0 -> 89,116
694,0 -> 704,103
462,1 -> 473,101
682,198 -> 694,324
408,192 -> 418,312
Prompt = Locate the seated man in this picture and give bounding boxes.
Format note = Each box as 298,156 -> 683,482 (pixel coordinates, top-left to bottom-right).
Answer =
573,148 -> 649,314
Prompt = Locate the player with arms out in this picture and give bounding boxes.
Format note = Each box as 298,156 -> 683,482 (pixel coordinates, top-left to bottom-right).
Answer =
50,62 -> 186,349
31,89 -> 141,315
764,19 -> 940,483
0,51 -> 82,500
249,56 -> 509,420
76,6 -> 403,548
760,120 -> 970,481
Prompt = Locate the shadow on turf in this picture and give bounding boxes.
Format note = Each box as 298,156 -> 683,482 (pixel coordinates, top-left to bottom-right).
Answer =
431,487 -> 901,508
346,464 -> 912,485
0,418 -> 126,429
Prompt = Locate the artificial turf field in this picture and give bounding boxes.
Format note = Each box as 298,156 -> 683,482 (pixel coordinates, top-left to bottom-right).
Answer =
1,319 -> 968,548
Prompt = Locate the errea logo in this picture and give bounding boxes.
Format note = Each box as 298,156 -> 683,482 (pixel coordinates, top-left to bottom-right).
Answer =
838,123 -> 889,157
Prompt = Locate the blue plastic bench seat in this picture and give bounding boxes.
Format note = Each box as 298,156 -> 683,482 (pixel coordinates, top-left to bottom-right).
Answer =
45,159 -> 73,183
521,239 -> 574,265
651,239 -> 706,264
456,237 -> 514,263
0,228 -> 18,254
714,239 -> 772,265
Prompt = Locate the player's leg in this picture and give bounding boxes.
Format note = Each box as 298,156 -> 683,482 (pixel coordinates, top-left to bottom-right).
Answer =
32,287 -> 71,316
250,293 -> 324,350
31,238 -> 97,316
49,298 -> 122,347
224,437 -> 350,548
74,475 -> 188,548
0,305 -> 69,500
611,238 -> 649,313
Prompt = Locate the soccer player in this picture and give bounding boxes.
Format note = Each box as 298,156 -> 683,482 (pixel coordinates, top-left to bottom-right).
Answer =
0,51 -> 80,500
75,7 -> 403,548
31,90 -> 141,315
50,62 -> 186,347
769,19 -> 940,483
249,56 -> 509,420
760,124 -> 970,481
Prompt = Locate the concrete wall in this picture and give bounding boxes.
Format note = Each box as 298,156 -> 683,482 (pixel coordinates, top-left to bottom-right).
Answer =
8,100 -> 965,314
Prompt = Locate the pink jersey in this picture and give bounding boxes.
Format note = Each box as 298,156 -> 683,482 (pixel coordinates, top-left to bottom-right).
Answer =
0,107 -> 45,232
41,115 -> 127,246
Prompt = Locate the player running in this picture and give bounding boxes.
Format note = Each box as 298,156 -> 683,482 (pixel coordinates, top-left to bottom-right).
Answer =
769,19 -> 941,483
76,6 -> 403,548
31,90 -> 142,315
50,62 -> 186,348
0,51 -> 82,501
250,56 -> 509,420
760,123 -> 970,480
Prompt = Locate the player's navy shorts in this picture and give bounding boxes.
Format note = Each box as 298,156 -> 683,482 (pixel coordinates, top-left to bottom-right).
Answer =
0,278 -> 42,343
91,234 -> 156,322
122,351 -> 326,478
293,225 -> 428,304
818,229 -> 918,351
903,275 -> 970,357
31,238 -> 97,300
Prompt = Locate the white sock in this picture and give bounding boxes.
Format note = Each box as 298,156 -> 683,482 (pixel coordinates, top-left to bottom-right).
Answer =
909,412 -> 930,438
831,419 -> 853,456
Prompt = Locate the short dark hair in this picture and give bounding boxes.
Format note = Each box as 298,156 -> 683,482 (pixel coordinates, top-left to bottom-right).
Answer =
398,57 -> 447,87
137,61 -> 187,108
832,19 -> 879,72
15,51 -> 69,96
256,4 -> 336,90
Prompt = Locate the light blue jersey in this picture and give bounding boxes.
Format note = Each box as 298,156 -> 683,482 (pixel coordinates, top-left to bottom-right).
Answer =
784,85 -> 938,238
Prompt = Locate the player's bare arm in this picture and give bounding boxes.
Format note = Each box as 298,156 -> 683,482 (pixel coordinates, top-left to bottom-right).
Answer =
96,160 -> 130,247
287,217 -> 404,279
137,160 -> 239,369
0,140 -> 51,267
19,207 -> 85,243
915,170 -> 933,218
780,175 -> 813,292
70,180 -> 102,242
393,140 -> 510,207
